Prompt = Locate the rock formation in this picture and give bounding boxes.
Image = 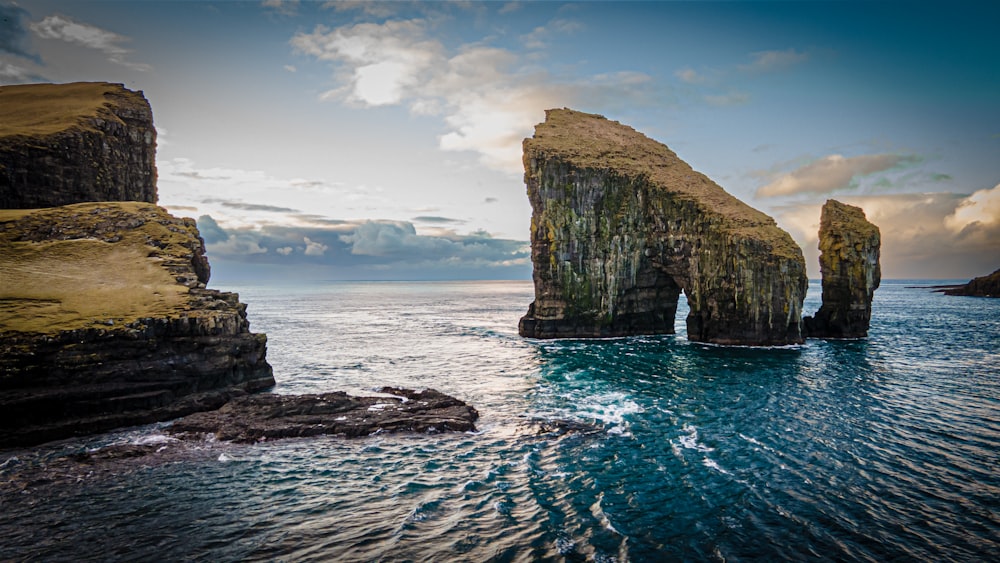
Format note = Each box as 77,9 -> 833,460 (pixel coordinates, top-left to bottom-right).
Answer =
0,82 -> 157,208
803,200 -> 881,338
168,387 -> 479,443
0,202 -> 274,448
938,268 -> 1000,297
518,109 -> 808,346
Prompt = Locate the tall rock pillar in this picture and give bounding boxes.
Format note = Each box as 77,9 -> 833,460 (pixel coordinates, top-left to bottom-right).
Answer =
803,200 -> 881,338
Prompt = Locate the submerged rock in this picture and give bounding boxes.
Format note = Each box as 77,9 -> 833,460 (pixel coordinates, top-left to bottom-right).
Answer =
0,82 -> 157,208
938,268 -> 1000,298
0,202 -> 274,448
803,200 -> 881,338
168,387 -> 479,443
518,109 -> 808,346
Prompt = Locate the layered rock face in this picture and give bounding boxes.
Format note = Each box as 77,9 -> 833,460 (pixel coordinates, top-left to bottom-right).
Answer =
0,82 -> 157,208
519,109 -> 808,345
803,200 -> 881,338
0,202 -> 274,448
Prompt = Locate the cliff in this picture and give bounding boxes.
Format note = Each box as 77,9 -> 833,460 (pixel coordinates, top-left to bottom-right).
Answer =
803,200 -> 881,338
0,82 -> 157,208
0,202 -> 274,448
518,109 -> 808,346
940,268 -> 1000,297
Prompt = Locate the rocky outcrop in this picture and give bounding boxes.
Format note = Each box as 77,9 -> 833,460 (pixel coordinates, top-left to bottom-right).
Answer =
168,387 -> 479,443
938,268 -> 1000,297
0,202 -> 274,448
0,82 -> 157,208
518,109 -> 808,346
803,200 -> 881,338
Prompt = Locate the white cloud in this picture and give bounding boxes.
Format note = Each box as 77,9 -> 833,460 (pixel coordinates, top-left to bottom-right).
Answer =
675,67 -> 706,84
291,20 -> 440,107
704,90 -> 750,106
945,183 -> 1000,233
276,246 -> 294,255
775,191 -> 1000,279
29,14 -> 150,71
739,48 -> 809,73
262,0 -> 299,16
283,64 -> 297,73
303,236 -> 329,256
292,18 -> 657,174
757,153 -> 918,197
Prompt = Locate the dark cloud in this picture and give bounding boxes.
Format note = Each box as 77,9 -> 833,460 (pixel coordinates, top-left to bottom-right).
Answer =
484,197 -> 499,204
411,216 -> 467,224
0,4 -> 39,61
195,215 -> 530,280
196,215 -> 229,244
200,198 -> 299,213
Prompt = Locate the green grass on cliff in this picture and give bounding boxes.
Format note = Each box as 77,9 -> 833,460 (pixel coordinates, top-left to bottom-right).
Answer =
525,108 -> 803,261
0,202 -> 196,335
0,82 -> 140,138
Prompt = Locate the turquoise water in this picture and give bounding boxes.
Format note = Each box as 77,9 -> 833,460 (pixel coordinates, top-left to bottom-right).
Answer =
2,280 -> 998,561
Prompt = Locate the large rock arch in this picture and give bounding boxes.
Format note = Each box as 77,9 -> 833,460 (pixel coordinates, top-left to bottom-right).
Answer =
518,109 -> 808,346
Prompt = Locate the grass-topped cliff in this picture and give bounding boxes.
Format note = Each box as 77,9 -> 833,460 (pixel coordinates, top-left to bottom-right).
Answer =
0,202 -> 207,335
0,82 -> 157,208
520,108 -> 808,345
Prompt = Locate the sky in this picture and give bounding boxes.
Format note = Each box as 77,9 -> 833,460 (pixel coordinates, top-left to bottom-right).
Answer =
2,0 -> 998,281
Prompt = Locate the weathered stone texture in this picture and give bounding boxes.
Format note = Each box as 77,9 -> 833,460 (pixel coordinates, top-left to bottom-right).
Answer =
0,82 -> 157,208
519,109 -> 808,346
0,203 -> 273,448
168,387 -> 479,443
803,200 -> 881,338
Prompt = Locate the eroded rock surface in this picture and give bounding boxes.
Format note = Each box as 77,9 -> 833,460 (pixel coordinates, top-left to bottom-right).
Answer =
168,387 -> 479,443
0,203 -> 274,448
803,200 -> 881,338
0,82 -> 157,208
518,109 -> 808,345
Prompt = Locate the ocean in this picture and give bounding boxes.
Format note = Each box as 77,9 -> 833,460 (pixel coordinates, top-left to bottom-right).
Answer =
1,280 -> 998,561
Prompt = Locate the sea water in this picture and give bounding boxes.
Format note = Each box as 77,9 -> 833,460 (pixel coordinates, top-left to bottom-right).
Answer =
1,280 -> 998,561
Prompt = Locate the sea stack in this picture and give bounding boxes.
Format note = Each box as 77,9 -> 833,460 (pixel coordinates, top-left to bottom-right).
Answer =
0,82 -> 273,448
0,82 -> 157,208
518,109 -> 808,346
803,199 -> 881,338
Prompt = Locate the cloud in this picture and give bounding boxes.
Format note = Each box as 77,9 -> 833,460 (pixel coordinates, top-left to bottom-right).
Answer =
283,64 -> 297,72
262,0 -> 299,17
0,60 -> 45,84
757,153 -> 920,197
739,48 -> 809,73
412,216 -> 466,224
775,190 -> 1000,279
945,183 -> 1000,233
704,90 -> 750,106
204,200 -> 301,213
303,236 -> 328,256
196,214 -> 531,279
675,67 -> 706,84
29,14 -> 150,71
292,17 -> 660,174
291,19 -> 441,107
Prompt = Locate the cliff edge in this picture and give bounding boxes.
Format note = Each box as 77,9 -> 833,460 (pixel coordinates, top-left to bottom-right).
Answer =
519,109 -> 808,346
0,82 -> 157,208
0,202 -> 274,448
0,82 -> 274,448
